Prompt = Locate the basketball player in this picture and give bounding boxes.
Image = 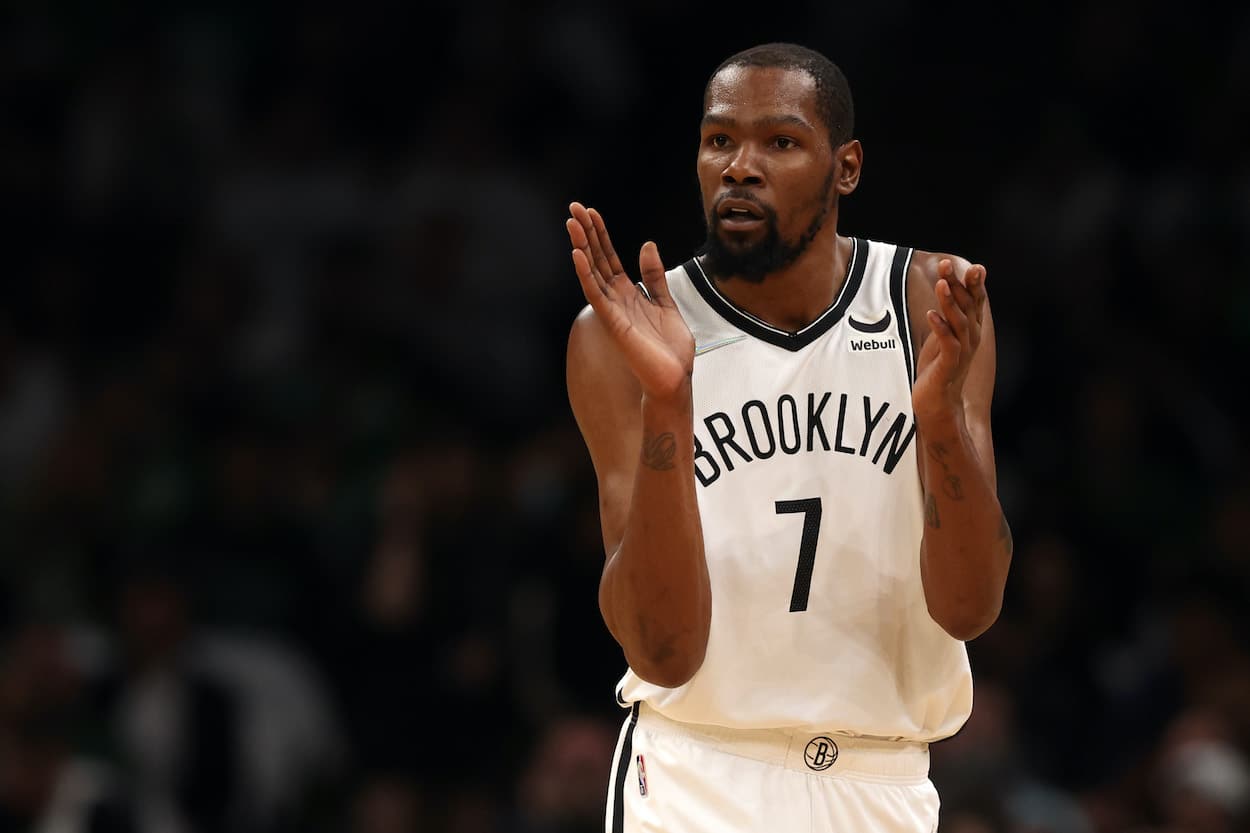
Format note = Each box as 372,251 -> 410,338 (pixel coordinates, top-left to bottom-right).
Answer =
565,43 -> 1012,832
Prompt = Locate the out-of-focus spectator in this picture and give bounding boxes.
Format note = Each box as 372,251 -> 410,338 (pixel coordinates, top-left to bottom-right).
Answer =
933,680 -> 1094,833
509,715 -> 618,833
0,623 -> 137,833
350,773 -> 424,833
0,318 -> 70,498
1146,709 -> 1250,833
75,554 -> 343,833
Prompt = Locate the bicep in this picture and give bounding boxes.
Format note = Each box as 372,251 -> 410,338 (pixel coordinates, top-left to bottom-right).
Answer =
566,305 -> 643,556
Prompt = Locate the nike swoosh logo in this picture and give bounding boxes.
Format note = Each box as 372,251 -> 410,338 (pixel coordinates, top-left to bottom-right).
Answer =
847,311 -> 892,333
694,335 -> 748,356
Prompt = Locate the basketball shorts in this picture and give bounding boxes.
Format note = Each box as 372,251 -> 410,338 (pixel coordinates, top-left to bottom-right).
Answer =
606,703 -> 940,833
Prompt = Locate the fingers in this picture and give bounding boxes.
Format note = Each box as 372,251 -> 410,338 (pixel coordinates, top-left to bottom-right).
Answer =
568,201 -> 618,295
936,279 -> 973,356
924,278 -> 969,381
924,308 -> 960,376
589,208 -> 628,281
926,308 -> 957,341
570,203 -> 620,287
568,203 -> 601,277
940,258 -> 988,324
936,265 -> 983,351
962,263 -> 987,321
566,206 -> 588,248
568,202 -> 618,305
565,216 -> 589,261
570,246 -> 609,307
923,260 -> 987,386
638,241 -> 672,305
569,202 -> 658,313
566,214 -> 607,299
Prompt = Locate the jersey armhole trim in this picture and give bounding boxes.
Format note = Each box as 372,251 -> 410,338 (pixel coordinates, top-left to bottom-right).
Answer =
889,245 -> 917,386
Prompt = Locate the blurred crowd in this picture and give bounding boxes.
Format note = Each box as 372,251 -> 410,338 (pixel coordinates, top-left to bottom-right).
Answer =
1,3 -> 1249,833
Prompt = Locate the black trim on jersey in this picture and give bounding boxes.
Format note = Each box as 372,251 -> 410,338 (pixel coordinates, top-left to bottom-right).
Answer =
615,686 -> 628,707
889,245 -> 916,385
610,702 -> 641,833
681,238 -> 869,352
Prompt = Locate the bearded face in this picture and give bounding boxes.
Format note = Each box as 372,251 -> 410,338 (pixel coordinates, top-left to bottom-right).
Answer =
698,166 -> 836,284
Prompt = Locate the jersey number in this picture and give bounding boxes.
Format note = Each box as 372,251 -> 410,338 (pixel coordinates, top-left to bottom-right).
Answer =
775,497 -> 822,612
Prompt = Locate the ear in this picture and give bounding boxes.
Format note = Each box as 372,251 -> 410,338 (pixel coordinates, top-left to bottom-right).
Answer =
834,139 -> 862,196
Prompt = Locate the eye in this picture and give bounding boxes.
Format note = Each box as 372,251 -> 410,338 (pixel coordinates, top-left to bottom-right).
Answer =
709,134 -> 730,148
773,136 -> 797,150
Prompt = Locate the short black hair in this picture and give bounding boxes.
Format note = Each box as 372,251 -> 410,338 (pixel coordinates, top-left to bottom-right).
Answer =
706,43 -> 855,145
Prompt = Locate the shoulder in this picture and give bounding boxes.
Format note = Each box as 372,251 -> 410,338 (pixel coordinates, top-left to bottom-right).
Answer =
568,302 -> 606,351
566,304 -> 641,422
905,249 -> 976,292
896,247 -> 992,352
567,303 -> 629,383
903,248 -> 984,319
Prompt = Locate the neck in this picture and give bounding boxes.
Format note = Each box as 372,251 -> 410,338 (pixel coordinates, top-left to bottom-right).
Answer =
706,227 -> 852,333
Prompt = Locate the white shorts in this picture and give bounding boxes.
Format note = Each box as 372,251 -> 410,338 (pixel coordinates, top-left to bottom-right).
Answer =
606,704 -> 940,833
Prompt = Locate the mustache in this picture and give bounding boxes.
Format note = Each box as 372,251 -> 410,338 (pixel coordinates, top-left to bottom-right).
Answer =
712,191 -> 773,217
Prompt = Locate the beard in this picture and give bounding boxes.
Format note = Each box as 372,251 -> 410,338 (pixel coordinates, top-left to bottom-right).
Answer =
698,167 -> 837,284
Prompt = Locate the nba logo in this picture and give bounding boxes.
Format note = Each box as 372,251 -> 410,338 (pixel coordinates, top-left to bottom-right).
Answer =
636,754 -> 648,796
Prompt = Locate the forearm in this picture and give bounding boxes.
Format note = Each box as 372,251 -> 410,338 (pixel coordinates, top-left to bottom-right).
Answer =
600,391 -> 711,688
917,413 -> 1011,640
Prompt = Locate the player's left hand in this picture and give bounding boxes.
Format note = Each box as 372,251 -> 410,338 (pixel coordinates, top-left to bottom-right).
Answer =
912,258 -> 987,427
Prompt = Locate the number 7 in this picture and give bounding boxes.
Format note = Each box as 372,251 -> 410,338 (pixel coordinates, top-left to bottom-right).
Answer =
775,498 -> 822,612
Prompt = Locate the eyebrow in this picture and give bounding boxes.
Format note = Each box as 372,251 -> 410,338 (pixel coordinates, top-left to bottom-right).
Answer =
701,114 -> 815,132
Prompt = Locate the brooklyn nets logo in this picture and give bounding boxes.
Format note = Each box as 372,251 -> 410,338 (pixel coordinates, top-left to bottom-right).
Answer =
804,736 -> 839,771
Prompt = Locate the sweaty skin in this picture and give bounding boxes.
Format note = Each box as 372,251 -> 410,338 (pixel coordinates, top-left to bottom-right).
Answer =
566,64 -> 1010,687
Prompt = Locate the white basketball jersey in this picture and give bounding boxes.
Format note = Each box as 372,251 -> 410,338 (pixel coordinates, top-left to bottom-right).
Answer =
616,237 -> 973,743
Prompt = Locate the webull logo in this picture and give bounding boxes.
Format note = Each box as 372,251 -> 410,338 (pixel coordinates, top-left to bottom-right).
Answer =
849,338 -> 896,352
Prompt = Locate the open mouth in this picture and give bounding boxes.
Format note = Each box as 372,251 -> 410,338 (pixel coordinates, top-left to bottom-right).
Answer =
717,198 -> 766,229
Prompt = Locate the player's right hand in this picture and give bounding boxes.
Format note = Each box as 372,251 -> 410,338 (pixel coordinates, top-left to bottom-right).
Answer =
567,202 -> 694,404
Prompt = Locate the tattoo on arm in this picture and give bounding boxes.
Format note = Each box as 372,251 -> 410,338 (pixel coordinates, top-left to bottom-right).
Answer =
923,444 -> 1009,556
926,442 -> 965,501
641,431 -> 677,471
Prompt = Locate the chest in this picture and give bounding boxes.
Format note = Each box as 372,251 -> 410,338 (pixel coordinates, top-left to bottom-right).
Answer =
689,331 -> 917,492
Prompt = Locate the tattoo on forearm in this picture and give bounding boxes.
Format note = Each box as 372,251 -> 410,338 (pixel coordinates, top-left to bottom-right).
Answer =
925,493 -> 940,528
641,431 -> 677,471
998,512 -> 1013,556
926,442 -> 965,501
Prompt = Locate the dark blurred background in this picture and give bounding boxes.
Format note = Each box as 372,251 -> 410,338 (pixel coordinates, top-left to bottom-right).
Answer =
2,2 -> 1248,832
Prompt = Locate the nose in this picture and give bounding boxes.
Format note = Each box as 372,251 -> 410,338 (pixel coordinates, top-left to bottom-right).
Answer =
722,145 -> 763,186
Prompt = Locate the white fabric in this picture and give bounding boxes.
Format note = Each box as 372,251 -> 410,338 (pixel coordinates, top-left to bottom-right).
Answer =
606,704 -> 940,833
617,239 -> 972,742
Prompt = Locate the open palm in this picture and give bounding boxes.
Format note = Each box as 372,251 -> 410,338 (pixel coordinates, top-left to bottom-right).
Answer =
567,202 -> 694,401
